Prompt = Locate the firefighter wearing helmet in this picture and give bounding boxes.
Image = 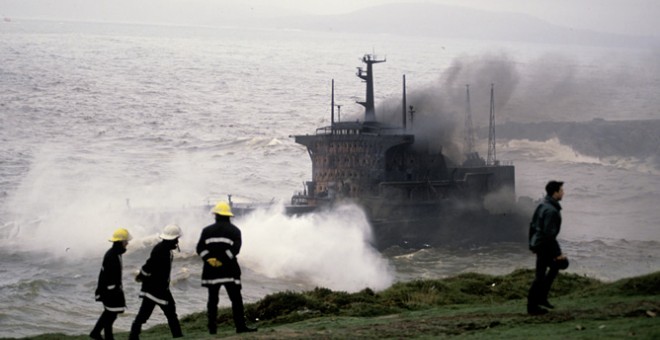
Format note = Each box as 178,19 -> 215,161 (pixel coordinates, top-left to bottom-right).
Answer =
90,228 -> 132,340
196,201 -> 257,334
130,224 -> 184,339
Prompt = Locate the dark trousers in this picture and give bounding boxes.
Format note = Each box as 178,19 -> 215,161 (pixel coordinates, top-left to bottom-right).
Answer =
207,283 -> 247,333
90,310 -> 118,340
528,252 -> 559,306
129,292 -> 182,339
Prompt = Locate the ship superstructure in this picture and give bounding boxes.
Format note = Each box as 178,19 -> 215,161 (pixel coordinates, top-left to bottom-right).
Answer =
290,54 -> 524,249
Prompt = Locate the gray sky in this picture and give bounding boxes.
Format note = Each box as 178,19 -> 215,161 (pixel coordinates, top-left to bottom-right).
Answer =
2,0 -> 659,37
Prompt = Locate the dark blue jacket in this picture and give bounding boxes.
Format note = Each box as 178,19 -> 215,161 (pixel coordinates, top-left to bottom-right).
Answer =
528,195 -> 562,257
196,217 -> 242,287
95,242 -> 127,312
136,240 -> 177,305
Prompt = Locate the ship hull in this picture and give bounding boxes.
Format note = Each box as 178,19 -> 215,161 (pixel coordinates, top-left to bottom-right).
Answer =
285,196 -> 534,250
369,207 -> 530,250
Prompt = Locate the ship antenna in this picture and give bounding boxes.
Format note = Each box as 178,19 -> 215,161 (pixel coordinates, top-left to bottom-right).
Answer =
402,74 -> 407,130
487,83 -> 497,166
356,54 -> 385,122
463,84 -> 475,154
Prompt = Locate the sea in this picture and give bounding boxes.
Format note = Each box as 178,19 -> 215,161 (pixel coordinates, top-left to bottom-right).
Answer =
1,20 -> 659,338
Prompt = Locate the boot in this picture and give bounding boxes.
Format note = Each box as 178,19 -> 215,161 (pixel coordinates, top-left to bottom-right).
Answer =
527,304 -> 549,316
91,310 -> 114,340
128,322 -> 142,340
538,299 -> 555,309
103,318 -> 115,340
89,325 -> 103,340
236,326 -> 257,333
208,310 -> 218,334
169,319 -> 183,338
208,321 -> 217,335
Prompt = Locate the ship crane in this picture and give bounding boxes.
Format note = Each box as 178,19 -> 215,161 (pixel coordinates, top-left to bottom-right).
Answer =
462,84 -> 487,167
401,74 -> 415,130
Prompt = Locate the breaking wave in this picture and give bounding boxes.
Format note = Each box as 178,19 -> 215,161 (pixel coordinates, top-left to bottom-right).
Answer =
501,138 -> 660,175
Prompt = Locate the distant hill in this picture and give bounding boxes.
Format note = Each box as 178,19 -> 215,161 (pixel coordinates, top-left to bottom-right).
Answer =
6,1 -> 657,47
262,3 -> 660,48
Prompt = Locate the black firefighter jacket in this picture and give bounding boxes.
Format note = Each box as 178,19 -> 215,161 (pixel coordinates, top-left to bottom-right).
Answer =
136,240 -> 177,305
196,219 -> 243,287
528,195 -> 563,257
95,242 -> 127,312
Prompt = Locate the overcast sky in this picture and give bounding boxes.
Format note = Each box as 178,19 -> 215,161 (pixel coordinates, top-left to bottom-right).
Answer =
2,0 -> 659,37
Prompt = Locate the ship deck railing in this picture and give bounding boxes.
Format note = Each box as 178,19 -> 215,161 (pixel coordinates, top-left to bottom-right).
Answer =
314,124 -> 406,136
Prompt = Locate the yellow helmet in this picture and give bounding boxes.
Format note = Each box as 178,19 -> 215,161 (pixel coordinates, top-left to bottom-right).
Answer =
109,228 -> 132,242
211,201 -> 233,216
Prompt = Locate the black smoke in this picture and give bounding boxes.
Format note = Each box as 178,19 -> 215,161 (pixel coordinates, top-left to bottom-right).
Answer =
376,53 -> 520,163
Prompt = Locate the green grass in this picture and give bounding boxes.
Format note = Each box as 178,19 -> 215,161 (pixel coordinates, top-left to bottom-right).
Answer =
8,270 -> 660,339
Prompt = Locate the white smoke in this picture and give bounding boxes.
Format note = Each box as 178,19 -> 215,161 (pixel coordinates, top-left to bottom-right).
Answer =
2,143 -> 212,257
239,203 -> 394,292
3,143 -> 394,292
483,186 -> 516,215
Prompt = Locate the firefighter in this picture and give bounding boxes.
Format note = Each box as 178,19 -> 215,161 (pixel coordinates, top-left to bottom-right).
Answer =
90,228 -> 132,340
129,224 -> 183,339
197,201 -> 257,334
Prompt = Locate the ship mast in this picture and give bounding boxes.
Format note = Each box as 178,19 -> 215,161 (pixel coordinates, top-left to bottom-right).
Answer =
330,79 -> 342,130
331,79 -> 335,127
402,75 -> 407,130
356,54 -> 385,122
463,84 -> 475,155
487,83 -> 497,166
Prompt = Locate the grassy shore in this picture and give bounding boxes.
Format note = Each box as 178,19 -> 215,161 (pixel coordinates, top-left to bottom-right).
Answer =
10,269 -> 660,339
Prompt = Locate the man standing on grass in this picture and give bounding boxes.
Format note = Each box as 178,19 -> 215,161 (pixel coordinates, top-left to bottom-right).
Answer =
527,180 -> 569,315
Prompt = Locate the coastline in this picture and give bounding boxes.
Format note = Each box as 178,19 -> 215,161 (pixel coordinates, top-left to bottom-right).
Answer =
9,269 -> 659,339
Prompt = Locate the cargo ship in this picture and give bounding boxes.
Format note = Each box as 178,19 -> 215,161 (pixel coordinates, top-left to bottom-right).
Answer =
286,54 -> 531,249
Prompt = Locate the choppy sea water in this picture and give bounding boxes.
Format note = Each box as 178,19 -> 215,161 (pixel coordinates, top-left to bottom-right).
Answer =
1,20 -> 659,337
